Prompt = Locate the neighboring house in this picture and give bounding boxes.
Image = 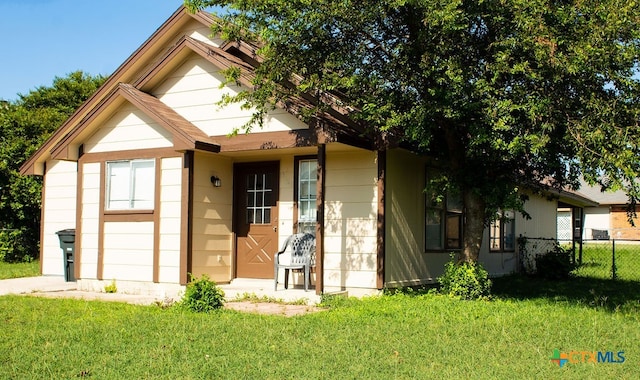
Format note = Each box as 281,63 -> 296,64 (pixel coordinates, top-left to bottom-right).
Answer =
21,6 -> 593,297
573,181 -> 640,240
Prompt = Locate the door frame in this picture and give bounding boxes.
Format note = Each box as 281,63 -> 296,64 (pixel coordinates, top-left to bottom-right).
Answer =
232,161 -> 280,279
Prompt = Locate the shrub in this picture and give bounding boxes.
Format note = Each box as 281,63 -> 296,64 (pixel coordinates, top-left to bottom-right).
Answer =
438,256 -> 492,300
180,274 -> 225,312
535,244 -> 575,280
0,229 -> 37,263
104,280 -> 117,293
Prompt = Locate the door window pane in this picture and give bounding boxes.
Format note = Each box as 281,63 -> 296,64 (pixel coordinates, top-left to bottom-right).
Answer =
246,172 -> 274,224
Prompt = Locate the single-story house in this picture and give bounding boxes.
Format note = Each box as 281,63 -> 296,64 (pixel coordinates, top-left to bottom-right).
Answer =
563,180 -> 640,240
21,6 -> 593,297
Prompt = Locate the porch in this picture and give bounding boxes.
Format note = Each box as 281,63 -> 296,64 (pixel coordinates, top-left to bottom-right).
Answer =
220,278 -> 322,305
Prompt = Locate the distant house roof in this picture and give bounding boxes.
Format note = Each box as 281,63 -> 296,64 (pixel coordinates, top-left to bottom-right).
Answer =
575,180 -> 630,205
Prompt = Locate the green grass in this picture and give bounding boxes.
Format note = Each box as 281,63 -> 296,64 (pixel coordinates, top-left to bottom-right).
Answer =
1,275 -> 639,379
575,242 -> 640,281
0,260 -> 39,279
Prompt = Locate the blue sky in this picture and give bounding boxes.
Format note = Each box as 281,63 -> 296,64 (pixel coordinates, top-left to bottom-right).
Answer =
0,0 -> 186,101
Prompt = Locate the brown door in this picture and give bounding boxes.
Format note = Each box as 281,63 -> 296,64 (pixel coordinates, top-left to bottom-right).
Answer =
235,162 -> 280,278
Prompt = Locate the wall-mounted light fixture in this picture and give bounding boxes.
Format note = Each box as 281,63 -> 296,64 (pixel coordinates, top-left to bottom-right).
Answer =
210,176 -> 222,187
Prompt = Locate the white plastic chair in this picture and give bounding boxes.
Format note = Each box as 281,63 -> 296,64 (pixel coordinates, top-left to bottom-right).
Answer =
274,233 -> 316,291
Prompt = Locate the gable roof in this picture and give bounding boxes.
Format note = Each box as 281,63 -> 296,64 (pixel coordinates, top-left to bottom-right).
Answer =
48,83 -> 220,161
575,180 -> 630,205
21,6 -> 371,176
21,5 -> 213,175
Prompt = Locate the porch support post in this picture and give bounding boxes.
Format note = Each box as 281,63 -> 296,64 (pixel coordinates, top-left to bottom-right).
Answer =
180,151 -> 194,285
315,144 -> 326,295
376,150 -> 386,289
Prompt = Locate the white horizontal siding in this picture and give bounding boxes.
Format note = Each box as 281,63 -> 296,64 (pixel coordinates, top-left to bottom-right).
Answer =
158,157 -> 182,283
153,56 -> 308,137
79,162 -> 101,279
84,105 -> 173,153
102,222 -> 154,282
323,149 -> 378,290
41,160 -> 77,276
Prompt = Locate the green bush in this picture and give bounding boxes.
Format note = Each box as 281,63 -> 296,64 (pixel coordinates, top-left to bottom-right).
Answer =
438,256 -> 491,300
438,256 -> 492,300
535,245 -> 575,280
0,229 -> 37,263
179,274 -> 225,312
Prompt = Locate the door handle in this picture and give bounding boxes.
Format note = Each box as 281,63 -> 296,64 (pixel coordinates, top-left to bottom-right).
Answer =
273,226 -> 277,232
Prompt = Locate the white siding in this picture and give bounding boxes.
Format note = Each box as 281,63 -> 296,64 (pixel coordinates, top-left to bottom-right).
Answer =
183,19 -> 224,46
157,157 -> 183,283
41,160 -> 77,276
84,105 -> 173,153
584,207 -> 610,239
323,149 -> 378,291
190,153 -> 234,282
102,222 -> 154,282
152,56 -> 308,136
384,149 -> 561,286
79,162 -> 101,279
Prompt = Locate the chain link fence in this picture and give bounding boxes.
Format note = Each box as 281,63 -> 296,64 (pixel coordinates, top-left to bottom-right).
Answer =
519,236 -> 640,281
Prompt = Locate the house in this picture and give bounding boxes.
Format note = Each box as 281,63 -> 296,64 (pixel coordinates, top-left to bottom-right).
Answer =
570,181 -> 640,240
21,6 -> 591,297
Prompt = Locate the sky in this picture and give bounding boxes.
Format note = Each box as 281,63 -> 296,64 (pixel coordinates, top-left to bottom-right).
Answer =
0,0 -> 186,101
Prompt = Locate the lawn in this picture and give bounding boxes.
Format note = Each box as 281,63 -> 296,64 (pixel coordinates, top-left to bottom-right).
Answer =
1,274 -> 639,379
0,260 -> 39,279
574,241 -> 640,281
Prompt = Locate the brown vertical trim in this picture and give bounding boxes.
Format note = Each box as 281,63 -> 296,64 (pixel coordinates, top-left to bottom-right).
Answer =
179,151 -> 194,285
75,160 -> 83,280
153,158 -> 162,283
97,161 -> 106,280
39,163 -> 46,275
315,144 -> 326,295
376,150 -> 386,289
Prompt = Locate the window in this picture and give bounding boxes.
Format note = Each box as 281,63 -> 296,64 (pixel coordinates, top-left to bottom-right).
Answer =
296,158 -> 317,234
246,172 -> 275,224
490,210 -> 515,252
425,169 -> 462,251
106,159 -> 155,210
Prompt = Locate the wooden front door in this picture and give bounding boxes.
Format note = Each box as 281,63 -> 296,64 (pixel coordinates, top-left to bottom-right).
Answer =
235,162 -> 280,278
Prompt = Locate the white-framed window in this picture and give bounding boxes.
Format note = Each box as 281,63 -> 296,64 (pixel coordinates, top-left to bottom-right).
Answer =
490,210 -> 516,252
297,158 -> 317,234
106,159 -> 155,210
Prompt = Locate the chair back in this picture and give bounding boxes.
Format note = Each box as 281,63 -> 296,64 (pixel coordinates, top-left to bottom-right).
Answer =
287,233 -> 316,265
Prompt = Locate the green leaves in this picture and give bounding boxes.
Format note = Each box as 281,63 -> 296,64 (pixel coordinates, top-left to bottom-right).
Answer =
185,0 -> 640,256
0,71 -> 105,262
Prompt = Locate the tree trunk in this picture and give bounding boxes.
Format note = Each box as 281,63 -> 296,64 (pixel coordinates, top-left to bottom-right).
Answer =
460,188 -> 486,263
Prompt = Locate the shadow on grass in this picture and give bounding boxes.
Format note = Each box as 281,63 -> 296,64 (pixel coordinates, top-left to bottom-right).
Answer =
491,274 -> 640,313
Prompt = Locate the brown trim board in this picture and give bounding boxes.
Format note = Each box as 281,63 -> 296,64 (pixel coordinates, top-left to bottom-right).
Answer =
315,144 -> 326,295
377,150 -> 386,289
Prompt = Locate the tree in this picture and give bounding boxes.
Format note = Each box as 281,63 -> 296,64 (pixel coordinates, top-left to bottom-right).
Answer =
0,71 -> 105,262
184,0 -> 640,262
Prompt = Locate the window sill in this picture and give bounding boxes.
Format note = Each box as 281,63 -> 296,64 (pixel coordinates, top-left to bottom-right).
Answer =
103,209 -> 155,222
104,209 -> 154,215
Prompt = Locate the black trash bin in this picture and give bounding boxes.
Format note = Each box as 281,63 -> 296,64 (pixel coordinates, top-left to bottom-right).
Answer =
56,229 -> 76,282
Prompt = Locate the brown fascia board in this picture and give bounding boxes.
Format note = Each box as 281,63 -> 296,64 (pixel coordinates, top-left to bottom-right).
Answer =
116,84 -> 220,153
20,6 -> 213,175
133,34 -> 372,150
555,188 -> 599,208
49,83 -> 220,160
134,36 -> 255,91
